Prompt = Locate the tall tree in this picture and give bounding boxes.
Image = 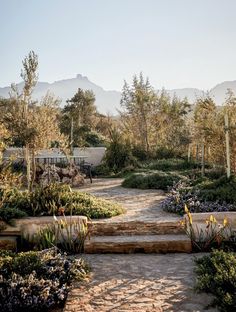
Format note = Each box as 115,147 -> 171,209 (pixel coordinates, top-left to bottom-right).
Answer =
120,73 -> 158,153
60,88 -> 97,147
193,95 -> 217,175
1,52 -> 68,189
223,89 -> 236,173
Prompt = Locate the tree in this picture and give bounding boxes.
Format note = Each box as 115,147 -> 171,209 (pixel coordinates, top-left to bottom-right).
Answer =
120,73 -> 191,157
120,73 -> 158,154
1,52 -> 68,190
193,95 -> 217,175
223,89 -> 236,173
16,50 -> 38,190
60,88 -> 98,147
153,91 -> 191,157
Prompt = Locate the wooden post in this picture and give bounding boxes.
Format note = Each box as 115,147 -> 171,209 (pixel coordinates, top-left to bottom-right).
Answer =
225,114 -> 231,178
201,143 -> 205,177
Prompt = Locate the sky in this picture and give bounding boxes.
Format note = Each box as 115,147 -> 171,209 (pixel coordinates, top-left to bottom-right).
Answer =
1,0 -> 236,91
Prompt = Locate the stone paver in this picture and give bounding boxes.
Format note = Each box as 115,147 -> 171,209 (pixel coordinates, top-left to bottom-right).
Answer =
64,253 -> 217,312
65,179 -> 217,311
79,178 -> 180,222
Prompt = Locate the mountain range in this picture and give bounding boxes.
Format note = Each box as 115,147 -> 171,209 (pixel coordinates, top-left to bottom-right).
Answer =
1,74 -> 236,114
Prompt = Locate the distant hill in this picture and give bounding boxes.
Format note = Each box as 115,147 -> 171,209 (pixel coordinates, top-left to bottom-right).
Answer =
1,75 -> 236,114
0,74 -> 121,115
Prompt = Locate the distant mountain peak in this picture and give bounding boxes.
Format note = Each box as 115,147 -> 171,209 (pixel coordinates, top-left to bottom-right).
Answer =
76,74 -> 89,81
1,76 -> 236,114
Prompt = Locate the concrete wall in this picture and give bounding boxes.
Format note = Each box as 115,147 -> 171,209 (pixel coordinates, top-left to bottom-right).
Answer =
73,147 -> 106,166
3,147 -> 106,166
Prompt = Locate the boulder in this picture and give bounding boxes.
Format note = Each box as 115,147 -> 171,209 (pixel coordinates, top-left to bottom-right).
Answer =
62,176 -> 71,184
72,173 -> 84,187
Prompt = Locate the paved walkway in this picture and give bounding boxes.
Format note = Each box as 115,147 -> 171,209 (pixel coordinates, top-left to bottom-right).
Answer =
64,253 -> 217,312
79,178 -> 180,222
65,179 -> 218,312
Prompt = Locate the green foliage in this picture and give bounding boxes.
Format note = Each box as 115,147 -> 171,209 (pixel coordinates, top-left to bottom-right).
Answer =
0,207 -> 27,224
84,130 -> 105,147
0,248 -> 89,312
140,158 -> 198,172
183,208 -> 232,252
198,175 -> 236,204
0,251 -> 42,277
93,163 -> 113,177
122,171 -> 184,190
103,129 -> 137,173
29,214 -> 88,253
155,147 -> 180,159
0,183 -> 124,220
60,88 -> 99,147
131,145 -> 148,161
195,250 -> 236,311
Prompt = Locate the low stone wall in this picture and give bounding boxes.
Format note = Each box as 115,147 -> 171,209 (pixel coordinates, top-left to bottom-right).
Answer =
0,216 -> 88,250
184,211 -> 236,238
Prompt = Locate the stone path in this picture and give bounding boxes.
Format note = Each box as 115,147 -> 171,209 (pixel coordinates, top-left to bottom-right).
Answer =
64,253 -> 217,312
63,179 -> 219,311
79,178 -> 180,222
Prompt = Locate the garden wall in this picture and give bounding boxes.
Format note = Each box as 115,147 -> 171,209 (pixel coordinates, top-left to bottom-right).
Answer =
3,147 -> 106,166
0,216 -> 88,250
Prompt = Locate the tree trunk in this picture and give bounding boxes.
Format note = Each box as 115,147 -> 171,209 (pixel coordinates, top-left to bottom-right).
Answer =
187,144 -> 191,162
30,148 -> 36,191
201,143 -> 205,177
196,144 -> 199,162
25,144 -> 31,191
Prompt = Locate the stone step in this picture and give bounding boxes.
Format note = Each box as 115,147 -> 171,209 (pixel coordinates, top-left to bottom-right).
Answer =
84,234 -> 192,254
89,220 -> 184,236
0,236 -> 17,250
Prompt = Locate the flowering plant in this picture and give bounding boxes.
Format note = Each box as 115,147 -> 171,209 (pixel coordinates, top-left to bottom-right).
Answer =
0,248 -> 89,312
181,205 -> 233,251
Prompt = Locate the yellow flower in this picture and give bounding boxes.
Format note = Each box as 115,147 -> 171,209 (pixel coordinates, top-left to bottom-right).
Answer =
180,219 -> 186,227
209,215 -> 217,223
184,204 -> 189,214
188,213 -> 193,225
223,217 -> 228,227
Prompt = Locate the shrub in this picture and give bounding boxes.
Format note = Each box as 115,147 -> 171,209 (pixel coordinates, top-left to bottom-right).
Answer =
198,175 -> 236,204
0,248 -> 89,312
0,207 -> 27,224
195,250 -> 236,311
131,145 -> 148,161
103,129 -> 137,173
162,181 -> 236,215
92,163 -> 113,177
143,158 -> 198,172
0,183 -> 124,219
155,147 -> 178,159
122,171 -> 185,190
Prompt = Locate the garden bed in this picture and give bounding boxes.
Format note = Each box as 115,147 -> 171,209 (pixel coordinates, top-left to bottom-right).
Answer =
0,216 -> 88,250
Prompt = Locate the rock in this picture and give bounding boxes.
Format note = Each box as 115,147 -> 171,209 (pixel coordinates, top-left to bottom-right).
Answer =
62,176 -> 71,184
39,170 -> 60,186
72,173 -> 84,187
61,168 -> 70,177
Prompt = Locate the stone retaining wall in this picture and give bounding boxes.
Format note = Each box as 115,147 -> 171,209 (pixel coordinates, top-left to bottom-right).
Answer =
0,216 -> 88,250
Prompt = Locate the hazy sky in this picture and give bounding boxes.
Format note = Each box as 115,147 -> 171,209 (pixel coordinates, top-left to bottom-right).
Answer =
1,0 -> 236,91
